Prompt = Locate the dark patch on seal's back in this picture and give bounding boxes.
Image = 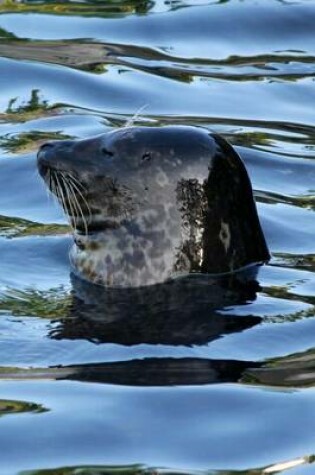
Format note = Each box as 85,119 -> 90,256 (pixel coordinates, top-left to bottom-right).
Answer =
201,134 -> 269,274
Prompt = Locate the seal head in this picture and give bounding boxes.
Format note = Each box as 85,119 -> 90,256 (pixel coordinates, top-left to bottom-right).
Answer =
37,126 -> 269,287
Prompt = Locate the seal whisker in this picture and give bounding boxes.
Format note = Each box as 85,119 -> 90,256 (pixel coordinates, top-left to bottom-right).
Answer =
65,172 -> 88,193
44,169 -> 53,202
54,172 -> 75,233
66,179 -> 85,235
66,177 -> 89,236
63,171 -> 92,230
60,172 -> 78,233
48,172 -> 64,216
49,172 -> 58,200
67,174 -> 92,223
54,173 -> 68,215
57,173 -> 81,235
49,172 -> 70,220
124,104 -> 148,128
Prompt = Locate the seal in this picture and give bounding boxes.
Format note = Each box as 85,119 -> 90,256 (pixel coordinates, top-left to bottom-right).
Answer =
37,125 -> 270,287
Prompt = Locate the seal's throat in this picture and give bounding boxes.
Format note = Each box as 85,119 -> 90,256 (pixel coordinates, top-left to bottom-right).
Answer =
70,222 -> 181,287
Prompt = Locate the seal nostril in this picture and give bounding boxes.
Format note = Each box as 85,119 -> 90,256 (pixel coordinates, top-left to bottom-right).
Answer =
102,147 -> 114,157
142,152 -> 151,162
39,142 -> 55,152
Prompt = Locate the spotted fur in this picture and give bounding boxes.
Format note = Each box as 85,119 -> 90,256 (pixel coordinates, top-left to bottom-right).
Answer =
37,126 -> 269,287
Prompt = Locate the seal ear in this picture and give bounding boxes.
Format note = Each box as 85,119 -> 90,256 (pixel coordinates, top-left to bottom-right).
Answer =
201,134 -> 270,274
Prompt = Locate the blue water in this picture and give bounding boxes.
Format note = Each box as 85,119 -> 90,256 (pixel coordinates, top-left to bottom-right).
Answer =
1,1 -> 315,474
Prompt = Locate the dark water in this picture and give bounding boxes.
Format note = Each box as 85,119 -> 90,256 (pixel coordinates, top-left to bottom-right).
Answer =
1,0 -> 315,474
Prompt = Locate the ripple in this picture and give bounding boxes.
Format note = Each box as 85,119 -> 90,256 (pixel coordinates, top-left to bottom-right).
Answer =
1,0 -> 315,472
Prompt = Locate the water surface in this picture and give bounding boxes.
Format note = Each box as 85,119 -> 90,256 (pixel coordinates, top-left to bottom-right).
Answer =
1,1 -> 315,474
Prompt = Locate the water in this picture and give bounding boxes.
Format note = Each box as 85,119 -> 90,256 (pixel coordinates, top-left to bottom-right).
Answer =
0,0 -> 315,473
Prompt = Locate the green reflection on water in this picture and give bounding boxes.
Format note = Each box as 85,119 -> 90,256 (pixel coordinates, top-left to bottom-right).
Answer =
244,347 -> 315,389
6,89 -> 49,118
263,280 -> 315,310
272,253 -> 315,272
16,456 -> 315,475
0,0 -> 154,16
0,26 -> 15,38
0,215 -> 69,238
0,34 -> 313,83
255,192 -> 315,210
0,398 -> 47,417
0,131 -> 73,154
6,89 -> 49,115
0,91 -> 74,153
0,89 -> 64,123
21,465 -> 147,475
0,287 -> 72,318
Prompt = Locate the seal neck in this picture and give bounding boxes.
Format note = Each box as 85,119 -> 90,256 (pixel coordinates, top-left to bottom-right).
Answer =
70,226 -> 179,287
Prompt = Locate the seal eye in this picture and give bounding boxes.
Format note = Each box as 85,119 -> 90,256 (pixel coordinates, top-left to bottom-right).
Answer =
142,152 -> 151,162
101,147 -> 114,158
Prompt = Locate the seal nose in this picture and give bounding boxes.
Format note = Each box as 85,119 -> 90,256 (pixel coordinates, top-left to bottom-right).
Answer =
38,142 -> 54,157
38,141 -> 58,157
39,142 -> 55,151
37,140 -> 72,171
37,141 -> 60,177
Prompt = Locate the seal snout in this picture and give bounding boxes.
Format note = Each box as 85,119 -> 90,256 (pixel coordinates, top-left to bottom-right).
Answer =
37,142 -> 55,177
37,140 -> 75,178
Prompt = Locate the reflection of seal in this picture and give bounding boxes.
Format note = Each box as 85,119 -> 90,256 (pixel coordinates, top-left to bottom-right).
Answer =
52,271 -> 261,346
37,126 -> 269,287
